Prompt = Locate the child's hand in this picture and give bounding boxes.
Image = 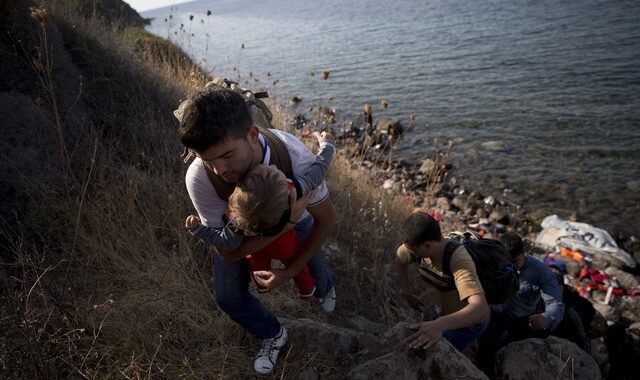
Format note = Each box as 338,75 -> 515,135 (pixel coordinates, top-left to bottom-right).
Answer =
185,215 -> 201,231
314,131 -> 334,144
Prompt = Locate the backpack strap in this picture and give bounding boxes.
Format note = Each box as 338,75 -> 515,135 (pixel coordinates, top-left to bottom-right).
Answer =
442,240 -> 461,279
417,241 -> 460,292
255,124 -> 294,180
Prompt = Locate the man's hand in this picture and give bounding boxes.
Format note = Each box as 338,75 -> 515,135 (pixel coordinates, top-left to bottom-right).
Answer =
528,314 -> 549,330
288,190 -> 310,226
253,268 -> 293,291
405,320 -> 445,350
314,131 -> 335,144
185,215 -> 201,231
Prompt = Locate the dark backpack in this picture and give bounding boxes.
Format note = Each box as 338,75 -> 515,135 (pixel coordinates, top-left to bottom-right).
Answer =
420,232 -> 519,304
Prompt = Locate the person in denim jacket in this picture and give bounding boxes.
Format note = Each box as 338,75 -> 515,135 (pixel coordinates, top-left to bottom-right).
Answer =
477,232 -> 565,378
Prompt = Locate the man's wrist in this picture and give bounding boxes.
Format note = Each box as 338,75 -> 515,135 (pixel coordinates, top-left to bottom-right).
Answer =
189,224 -> 204,236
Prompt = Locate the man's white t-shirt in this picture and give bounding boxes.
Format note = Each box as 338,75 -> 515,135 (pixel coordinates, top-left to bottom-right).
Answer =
185,129 -> 329,229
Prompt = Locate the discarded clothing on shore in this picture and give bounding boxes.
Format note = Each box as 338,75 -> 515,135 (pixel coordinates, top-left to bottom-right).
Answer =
542,256 -> 567,272
535,215 -> 636,268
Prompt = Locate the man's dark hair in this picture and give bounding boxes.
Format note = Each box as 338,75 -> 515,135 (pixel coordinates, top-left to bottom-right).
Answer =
178,87 -> 252,153
400,212 -> 442,246
499,232 -> 524,260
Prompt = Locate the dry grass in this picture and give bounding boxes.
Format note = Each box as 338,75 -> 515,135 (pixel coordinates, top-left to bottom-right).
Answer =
0,1 -> 439,378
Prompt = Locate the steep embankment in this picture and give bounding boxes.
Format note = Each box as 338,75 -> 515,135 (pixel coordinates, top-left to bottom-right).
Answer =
0,1 -> 421,378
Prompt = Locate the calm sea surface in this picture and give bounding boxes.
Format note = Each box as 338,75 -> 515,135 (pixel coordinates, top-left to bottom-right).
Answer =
143,0 -> 640,236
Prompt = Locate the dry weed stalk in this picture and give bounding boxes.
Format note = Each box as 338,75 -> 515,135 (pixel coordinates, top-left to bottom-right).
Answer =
26,6 -> 71,176
423,139 -> 453,203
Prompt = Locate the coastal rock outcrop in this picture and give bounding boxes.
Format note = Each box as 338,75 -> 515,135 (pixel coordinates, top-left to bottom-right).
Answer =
495,336 -> 601,380
282,319 -> 487,379
496,336 -> 601,380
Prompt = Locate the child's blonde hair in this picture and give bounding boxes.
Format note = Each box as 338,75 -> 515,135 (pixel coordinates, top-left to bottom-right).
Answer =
228,164 -> 289,234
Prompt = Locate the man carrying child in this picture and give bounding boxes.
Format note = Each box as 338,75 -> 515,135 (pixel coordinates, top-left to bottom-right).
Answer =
178,86 -> 336,375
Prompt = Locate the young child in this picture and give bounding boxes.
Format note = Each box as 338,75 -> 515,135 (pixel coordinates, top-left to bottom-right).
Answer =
185,131 -> 334,299
228,164 -> 315,298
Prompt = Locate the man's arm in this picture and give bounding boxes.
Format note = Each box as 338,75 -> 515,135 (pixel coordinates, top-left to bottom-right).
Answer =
215,192 -> 310,262
286,196 -> 334,273
394,256 -> 427,312
433,293 -> 489,330
405,293 -> 489,349
531,265 -> 565,331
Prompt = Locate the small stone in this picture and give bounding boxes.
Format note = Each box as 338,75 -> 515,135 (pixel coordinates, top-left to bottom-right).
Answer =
528,209 -> 550,225
476,208 -> 488,219
382,179 -> 394,190
593,303 -> 621,324
564,260 -> 582,277
627,180 -> 640,192
604,267 -> 639,290
403,179 -> 416,191
590,311 -> 608,338
484,196 -> 496,206
419,158 -> 436,175
481,140 -> 508,151
490,209 -> 511,225
437,197 -> 451,212
451,195 -> 468,211
619,296 -> 640,322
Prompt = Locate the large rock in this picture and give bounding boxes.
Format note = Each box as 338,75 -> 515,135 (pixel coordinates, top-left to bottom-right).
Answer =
349,323 -> 487,379
495,336 -> 600,380
590,338 -> 608,366
349,346 -> 486,380
618,296 -> 640,322
589,310 -> 609,339
281,319 -> 488,378
627,322 -> 640,358
282,318 -> 376,361
591,253 -> 626,270
604,267 -> 639,290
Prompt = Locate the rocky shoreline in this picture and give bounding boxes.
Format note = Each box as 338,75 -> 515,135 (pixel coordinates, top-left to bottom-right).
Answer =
284,109 -> 640,377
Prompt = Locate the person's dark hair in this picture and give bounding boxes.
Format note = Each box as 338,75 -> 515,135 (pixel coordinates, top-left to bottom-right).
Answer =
400,212 -> 442,246
499,232 -> 524,260
178,87 -> 252,153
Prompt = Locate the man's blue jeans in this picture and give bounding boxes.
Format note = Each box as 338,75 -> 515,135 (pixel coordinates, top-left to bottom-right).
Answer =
211,214 -> 335,339
442,316 -> 490,351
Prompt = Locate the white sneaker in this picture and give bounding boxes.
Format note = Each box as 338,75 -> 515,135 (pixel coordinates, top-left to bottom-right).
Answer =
318,286 -> 336,313
254,325 -> 288,375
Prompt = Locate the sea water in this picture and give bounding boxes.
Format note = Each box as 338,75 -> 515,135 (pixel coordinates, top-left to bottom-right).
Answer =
144,0 -> 640,236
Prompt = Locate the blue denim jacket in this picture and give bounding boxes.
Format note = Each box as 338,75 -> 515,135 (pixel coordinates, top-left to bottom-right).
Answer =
493,256 -> 565,331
